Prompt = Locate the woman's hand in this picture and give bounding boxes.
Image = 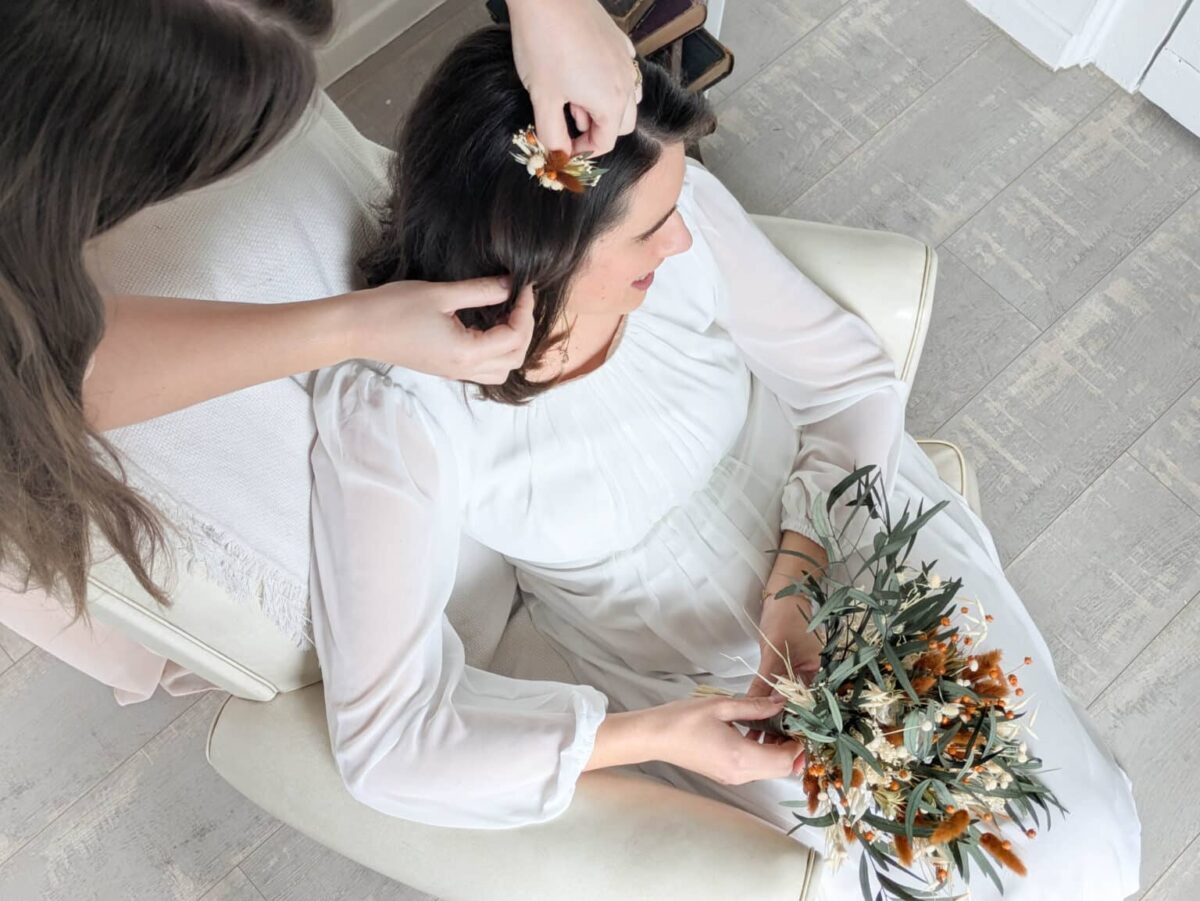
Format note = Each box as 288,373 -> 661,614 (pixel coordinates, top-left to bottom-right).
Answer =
88,279 -> 534,430
651,695 -> 807,784
588,695 -> 805,783
339,278 -> 535,384
508,0 -> 640,156
745,532 -> 829,741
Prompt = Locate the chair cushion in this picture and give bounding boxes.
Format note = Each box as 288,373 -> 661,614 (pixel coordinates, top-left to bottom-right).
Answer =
207,684 -> 823,901
749,215 -> 936,386
916,439 -> 982,516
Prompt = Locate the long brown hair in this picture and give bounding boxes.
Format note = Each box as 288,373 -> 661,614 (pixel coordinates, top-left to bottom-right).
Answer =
0,0 -> 333,617
361,27 -> 716,404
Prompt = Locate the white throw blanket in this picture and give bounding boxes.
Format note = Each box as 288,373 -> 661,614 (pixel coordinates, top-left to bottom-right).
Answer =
84,93 -> 393,644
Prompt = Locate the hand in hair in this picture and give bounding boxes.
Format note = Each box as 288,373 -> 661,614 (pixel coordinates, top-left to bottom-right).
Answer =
88,281 -> 534,430
346,279 -> 537,385
508,0 -> 640,157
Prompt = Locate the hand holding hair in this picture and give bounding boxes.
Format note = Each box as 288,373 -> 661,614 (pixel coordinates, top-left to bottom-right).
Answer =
507,0 -> 641,157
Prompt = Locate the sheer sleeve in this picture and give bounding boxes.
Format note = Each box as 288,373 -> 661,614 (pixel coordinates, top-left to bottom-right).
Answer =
309,362 -> 608,828
688,162 -> 908,543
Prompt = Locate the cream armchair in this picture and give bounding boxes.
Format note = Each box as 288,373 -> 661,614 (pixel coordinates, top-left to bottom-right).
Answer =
87,216 -> 977,901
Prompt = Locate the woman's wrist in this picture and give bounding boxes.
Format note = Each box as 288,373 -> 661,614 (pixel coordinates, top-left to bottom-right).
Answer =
585,707 -> 662,771
770,530 -> 827,585
322,289 -> 375,365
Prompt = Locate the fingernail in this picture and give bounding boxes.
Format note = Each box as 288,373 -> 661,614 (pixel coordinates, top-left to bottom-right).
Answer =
769,690 -> 784,702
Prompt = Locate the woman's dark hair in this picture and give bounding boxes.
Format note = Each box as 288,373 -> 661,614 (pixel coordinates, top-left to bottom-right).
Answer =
0,0 -> 333,617
362,26 -> 716,404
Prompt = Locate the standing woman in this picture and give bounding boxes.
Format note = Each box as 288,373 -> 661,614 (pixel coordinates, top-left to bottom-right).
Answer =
0,0 -> 640,688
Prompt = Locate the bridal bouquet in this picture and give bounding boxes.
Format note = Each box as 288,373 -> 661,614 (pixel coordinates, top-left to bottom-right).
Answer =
733,467 -> 1065,900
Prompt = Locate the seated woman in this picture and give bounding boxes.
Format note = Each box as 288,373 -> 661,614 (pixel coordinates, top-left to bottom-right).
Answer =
309,27 -> 1140,899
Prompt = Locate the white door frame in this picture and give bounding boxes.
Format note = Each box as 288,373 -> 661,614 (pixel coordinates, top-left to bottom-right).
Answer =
964,0 -> 1192,90
1090,0 -> 1193,89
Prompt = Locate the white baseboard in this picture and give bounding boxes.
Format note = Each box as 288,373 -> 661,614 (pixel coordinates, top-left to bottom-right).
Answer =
965,0 -> 1196,93
317,0 -> 447,86
965,0 -> 1076,67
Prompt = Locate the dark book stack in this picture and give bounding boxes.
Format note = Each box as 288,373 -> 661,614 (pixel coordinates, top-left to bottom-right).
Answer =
485,0 -> 734,94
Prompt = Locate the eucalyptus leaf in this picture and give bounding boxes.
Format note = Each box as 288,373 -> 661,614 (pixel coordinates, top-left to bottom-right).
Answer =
823,686 -> 844,732
964,840 -> 1005,894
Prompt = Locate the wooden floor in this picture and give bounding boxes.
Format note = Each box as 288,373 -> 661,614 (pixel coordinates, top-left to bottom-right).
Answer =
3,1 -> 1199,898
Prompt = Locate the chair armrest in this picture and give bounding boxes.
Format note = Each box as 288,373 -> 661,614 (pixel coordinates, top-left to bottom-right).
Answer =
750,215 -> 937,386
207,684 -> 823,901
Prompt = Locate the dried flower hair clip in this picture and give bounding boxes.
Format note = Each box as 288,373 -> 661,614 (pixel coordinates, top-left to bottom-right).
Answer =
511,126 -> 606,193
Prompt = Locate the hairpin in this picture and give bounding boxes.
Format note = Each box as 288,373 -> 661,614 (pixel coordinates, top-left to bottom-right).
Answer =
510,126 -> 606,193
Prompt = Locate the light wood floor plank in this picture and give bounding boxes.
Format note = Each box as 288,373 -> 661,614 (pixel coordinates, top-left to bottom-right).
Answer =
783,36 -> 1113,244
946,91 -> 1200,329
0,693 -> 278,901
706,0 -> 847,104
201,867 -> 269,901
1131,381 -> 1200,519
1004,455 -> 1200,707
0,651 -> 197,864
1089,595 -> 1200,888
935,189 -> 1200,563
703,0 -> 995,214
241,826 -> 439,901
908,248 -> 1041,435
1143,834 -> 1200,901
0,624 -> 34,664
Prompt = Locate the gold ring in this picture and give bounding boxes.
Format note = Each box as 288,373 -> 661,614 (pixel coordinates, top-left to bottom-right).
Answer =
632,59 -> 643,91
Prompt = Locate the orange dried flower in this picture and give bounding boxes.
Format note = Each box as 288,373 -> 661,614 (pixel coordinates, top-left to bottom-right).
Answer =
912,675 -> 938,695
976,649 -> 1003,671
894,834 -> 914,866
980,833 -> 1028,875
931,809 -> 971,845
915,650 -> 948,675
974,680 -> 1010,700
803,775 -> 820,814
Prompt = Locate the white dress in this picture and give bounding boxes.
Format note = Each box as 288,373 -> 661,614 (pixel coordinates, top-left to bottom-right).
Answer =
309,162 -> 1141,899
